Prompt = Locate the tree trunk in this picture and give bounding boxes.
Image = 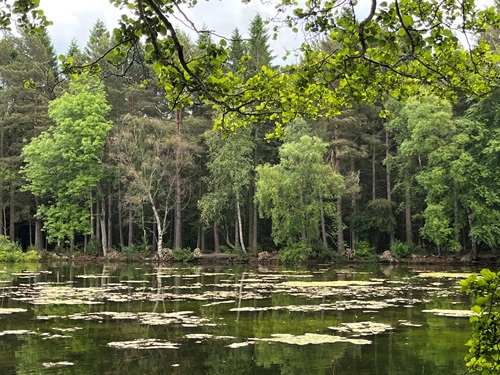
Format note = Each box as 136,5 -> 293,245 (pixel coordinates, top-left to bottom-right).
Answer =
385,129 -> 395,247
0,123 -> 3,236
467,212 -> 477,260
9,181 -> 15,241
214,221 -> 220,254
337,196 -> 344,253
320,197 -> 328,249
90,191 -> 95,240
34,197 -> 43,250
332,125 -> 345,253
107,192 -> 112,250
350,193 -> 358,253
118,186 -> 124,248
236,193 -> 246,253
99,197 -> 107,256
213,221 -> 220,254
372,128 -> 376,202
173,109 -> 183,249
149,193 -> 163,257
454,188 -> 460,246
95,199 -> 101,243
404,171 -> 413,245
128,203 -> 133,246
0,174 -> 4,236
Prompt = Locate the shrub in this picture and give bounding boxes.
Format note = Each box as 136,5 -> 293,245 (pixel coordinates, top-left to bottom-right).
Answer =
355,240 -> 372,259
0,236 -> 40,262
86,238 -> 101,256
461,269 -> 500,373
390,240 -> 411,258
279,243 -> 312,264
122,243 -> 150,258
172,247 -> 194,262
221,245 -> 245,261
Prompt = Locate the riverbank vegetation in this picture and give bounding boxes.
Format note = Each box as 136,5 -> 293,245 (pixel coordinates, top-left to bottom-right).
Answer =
0,1 -> 500,265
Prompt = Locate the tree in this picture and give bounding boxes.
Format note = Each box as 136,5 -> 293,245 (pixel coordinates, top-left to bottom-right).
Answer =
110,114 -> 177,256
255,119 -> 344,257
0,31 -> 57,247
246,13 -> 274,77
228,28 -> 246,73
21,77 -> 112,251
198,128 -> 254,253
53,0 -> 497,131
3,1 -> 497,134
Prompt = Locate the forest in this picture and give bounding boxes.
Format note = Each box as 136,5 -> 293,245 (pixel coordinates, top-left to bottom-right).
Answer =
1,0 -> 500,263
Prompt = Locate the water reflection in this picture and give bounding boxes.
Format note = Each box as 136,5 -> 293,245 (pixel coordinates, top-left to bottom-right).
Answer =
0,262 -> 477,374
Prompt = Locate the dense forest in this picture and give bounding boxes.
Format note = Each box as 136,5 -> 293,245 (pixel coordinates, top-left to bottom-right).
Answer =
1,6 -> 500,262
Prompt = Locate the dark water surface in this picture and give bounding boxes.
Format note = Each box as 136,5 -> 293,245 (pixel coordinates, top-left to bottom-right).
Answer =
0,262 -> 478,374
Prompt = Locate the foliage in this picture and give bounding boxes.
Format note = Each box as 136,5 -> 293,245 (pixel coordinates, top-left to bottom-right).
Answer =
279,243 -> 312,264
85,238 -> 102,256
121,243 -> 150,260
172,247 -> 194,263
0,236 -> 39,262
221,245 -> 246,261
355,240 -> 372,259
256,121 -> 344,249
461,269 -> 500,374
390,241 -> 411,258
21,77 -> 112,244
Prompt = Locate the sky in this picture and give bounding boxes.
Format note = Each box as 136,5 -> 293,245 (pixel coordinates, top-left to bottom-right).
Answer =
40,0 -> 304,63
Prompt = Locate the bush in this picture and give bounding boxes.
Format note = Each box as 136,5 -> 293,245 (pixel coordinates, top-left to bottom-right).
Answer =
390,240 -> 411,258
86,238 -> 101,256
355,240 -> 372,259
461,269 -> 500,373
221,245 -> 245,261
0,236 -> 40,262
122,243 -> 150,259
172,247 -> 194,262
279,243 -> 312,264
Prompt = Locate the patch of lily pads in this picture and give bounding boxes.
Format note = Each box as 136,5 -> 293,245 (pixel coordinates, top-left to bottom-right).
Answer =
421,309 -> 475,318
42,362 -> 74,368
252,333 -> 371,346
107,338 -> 179,350
329,321 -> 394,336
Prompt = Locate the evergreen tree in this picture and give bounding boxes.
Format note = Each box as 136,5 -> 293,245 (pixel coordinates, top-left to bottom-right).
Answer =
246,13 -> 274,77
0,32 -> 58,247
228,28 -> 246,73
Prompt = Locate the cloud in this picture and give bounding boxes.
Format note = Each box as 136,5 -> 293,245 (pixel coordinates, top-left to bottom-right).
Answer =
41,0 -> 302,62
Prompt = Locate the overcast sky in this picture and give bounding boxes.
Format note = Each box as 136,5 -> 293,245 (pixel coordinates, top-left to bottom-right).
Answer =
40,0 -> 304,63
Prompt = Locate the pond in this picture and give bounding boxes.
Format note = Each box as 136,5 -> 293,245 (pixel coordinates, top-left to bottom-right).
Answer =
0,262 -> 479,374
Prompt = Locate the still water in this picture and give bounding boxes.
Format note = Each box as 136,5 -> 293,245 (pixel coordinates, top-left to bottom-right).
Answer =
0,262 -> 478,374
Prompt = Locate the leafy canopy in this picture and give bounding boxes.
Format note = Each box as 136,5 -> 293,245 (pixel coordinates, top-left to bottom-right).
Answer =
3,0 -> 500,133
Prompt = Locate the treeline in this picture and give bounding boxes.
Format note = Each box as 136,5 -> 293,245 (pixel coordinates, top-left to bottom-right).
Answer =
1,15 -> 499,261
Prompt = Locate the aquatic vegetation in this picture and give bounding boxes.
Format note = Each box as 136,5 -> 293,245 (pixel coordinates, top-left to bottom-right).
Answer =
417,272 -> 473,279
283,280 -> 383,287
329,321 -> 393,336
0,308 -> 27,314
422,309 -> 474,317
252,333 -> 371,346
42,362 -> 74,368
107,339 -> 179,349
0,263 -> 475,374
